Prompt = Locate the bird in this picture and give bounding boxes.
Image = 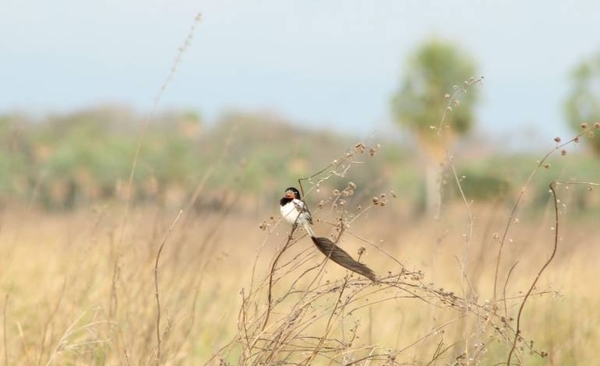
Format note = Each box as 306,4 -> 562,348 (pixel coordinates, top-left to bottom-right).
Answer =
279,187 -> 315,236
279,187 -> 377,282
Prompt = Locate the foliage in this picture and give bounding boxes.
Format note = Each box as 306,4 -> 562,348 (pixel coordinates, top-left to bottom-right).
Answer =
391,38 -> 480,156
0,106 -> 202,209
564,51 -> 600,155
452,169 -> 510,201
0,105 -> 598,212
0,107 -> 393,210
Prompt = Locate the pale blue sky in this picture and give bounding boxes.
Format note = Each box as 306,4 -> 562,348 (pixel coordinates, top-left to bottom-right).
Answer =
2,1 -> 600,150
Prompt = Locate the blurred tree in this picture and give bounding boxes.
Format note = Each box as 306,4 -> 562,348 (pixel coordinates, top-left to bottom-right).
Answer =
391,38 -> 480,214
0,106 -> 411,211
564,51 -> 600,155
24,105 -> 208,208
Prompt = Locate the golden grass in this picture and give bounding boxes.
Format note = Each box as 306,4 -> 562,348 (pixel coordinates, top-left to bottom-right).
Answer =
1,190 -> 598,365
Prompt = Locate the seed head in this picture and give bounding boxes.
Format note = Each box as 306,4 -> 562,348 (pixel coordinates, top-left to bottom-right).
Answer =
553,136 -> 561,143
355,142 -> 366,153
581,122 -> 588,129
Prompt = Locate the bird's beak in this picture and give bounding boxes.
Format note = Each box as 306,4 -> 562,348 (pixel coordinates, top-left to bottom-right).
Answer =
285,191 -> 295,199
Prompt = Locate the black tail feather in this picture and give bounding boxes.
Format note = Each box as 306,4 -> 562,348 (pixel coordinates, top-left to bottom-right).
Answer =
311,236 -> 377,282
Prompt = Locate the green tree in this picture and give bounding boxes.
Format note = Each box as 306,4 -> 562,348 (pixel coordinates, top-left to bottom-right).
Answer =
391,38 -> 480,213
564,51 -> 600,155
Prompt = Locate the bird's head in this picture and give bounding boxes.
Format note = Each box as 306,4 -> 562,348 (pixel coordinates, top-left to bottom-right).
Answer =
284,187 -> 301,200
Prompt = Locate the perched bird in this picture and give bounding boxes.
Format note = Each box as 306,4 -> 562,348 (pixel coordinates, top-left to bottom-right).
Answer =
279,187 -> 377,282
279,187 -> 315,236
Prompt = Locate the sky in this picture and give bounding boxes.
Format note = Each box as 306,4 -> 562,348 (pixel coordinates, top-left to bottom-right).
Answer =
2,0 -> 600,151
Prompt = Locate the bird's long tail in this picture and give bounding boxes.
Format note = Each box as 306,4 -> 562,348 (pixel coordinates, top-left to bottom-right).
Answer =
310,236 -> 377,282
301,222 -> 316,237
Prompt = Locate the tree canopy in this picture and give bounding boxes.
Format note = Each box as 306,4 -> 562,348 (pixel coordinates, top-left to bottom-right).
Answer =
564,51 -> 600,155
391,38 -> 480,160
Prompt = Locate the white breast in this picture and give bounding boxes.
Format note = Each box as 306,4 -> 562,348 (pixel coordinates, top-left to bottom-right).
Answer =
280,200 -> 302,225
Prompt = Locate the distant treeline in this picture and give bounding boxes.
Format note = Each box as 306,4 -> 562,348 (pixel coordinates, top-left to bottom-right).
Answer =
0,106 -> 397,211
1,105 -> 598,213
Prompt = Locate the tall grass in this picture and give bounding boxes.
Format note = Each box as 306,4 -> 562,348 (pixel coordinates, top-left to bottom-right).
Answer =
1,159 -> 599,365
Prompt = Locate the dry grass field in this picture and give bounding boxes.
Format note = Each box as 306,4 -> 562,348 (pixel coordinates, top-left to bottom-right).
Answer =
5,12 -> 600,365
1,164 -> 599,366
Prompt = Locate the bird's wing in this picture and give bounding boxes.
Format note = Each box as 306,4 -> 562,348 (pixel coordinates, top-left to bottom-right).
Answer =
293,199 -> 313,225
